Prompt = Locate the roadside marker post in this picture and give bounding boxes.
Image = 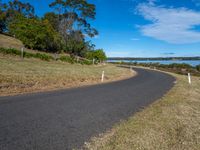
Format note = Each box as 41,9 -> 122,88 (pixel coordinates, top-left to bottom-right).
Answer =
93,58 -> 95,65
188,73 -> 191,84
76,57 -> 79,63
101,71 -> 105,82
21,47 -> 24,59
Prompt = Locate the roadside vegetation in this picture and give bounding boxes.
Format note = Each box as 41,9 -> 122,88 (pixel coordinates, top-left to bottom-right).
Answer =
85,71 -> 200,150
108,56 -> 200,61
0,34 -> 106,64
0,0 -> 133,96
134,62 -> 200,76
0,55 -> 133,96
0,0 -> 106,62
113,62 -> 200,76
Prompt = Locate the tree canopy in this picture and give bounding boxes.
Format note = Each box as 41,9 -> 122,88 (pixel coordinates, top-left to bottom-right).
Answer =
9,15 -> 62,51
86,49 -> 107,62
49,0 -> 98,41
0,0 -> 35,32
0,0 -> 106,59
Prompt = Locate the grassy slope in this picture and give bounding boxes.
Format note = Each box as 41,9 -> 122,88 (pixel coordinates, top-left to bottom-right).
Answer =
0,34 -> 23,49
0,34 -> 55,54
85,72 -> 200,150
0,55 -> 133,96
0,34 -> 134,96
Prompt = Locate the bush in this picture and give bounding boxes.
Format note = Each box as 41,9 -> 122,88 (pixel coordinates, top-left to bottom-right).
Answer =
0,47 -> 53,61
168,63 -> 192,69
80,60 -> 92,65
23,52 -> 35,58
0,47 -> 21,55
85,49 -> 107,63
0,47 -> 95,65
196,65 -> 200,72
59,56 -> 75,64
8,15 -> 62,52
34,53 -> 53,61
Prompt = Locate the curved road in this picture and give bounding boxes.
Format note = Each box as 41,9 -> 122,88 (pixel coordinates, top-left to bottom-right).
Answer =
0,68 -> 175,150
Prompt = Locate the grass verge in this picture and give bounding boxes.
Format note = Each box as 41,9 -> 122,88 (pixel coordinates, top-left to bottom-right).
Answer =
84,71 -> 200,150
0,55 -> 134,96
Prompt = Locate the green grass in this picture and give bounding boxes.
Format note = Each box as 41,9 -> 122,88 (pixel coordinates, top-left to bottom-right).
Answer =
85,71 -> 200,150
0,47 -> 55,61
0,55 -> 133,96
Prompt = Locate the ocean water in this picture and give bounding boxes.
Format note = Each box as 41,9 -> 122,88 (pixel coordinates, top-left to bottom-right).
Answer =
108,60 -> 200,67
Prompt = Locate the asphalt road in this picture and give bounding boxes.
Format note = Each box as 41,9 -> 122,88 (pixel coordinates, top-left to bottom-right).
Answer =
0,67 -> 175,150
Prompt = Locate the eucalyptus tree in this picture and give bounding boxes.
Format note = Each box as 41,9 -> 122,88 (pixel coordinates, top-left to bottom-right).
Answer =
0,0 -> 7,32
49,0 -> 98,43
7,0 -> 35,18
9,15 -> 62,52
43,12 -> 59,31
0,0 -> 35,33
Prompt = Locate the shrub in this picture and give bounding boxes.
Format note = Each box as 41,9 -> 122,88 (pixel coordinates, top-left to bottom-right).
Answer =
1,47 -> 95,65
23,52 -> 35,58
85,49 -> 107,63
59,56 -> 75,64
0,47 -> 53,61
0,47 -> 21,55
80,60 -> 92,65
8,16 -> 62,52
196,65 -> 200,71
34,53 -> 53,61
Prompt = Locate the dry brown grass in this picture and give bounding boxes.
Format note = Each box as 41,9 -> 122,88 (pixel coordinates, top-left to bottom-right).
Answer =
85,72 -> 200,150
0,55 -> 134,96
0,34 -> 56,55
0,34 -> 23,49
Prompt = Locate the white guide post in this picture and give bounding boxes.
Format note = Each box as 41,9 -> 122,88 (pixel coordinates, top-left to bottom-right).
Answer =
188,73 -> 191,84
130,66 -> 132,71
21,47 -> 24,59
93,58 -> 95,65
101,71 -> 105,82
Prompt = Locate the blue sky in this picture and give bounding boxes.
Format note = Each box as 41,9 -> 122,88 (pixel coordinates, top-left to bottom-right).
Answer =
3,0 -> 200,57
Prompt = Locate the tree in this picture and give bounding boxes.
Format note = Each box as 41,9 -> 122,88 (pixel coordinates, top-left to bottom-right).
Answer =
49,0 -> 98,43
86,49 -> 107,62
9,15 -> 62,52
196,65 -> 200,71
7,0 -> 35,18
1,0 -> 101,57
0,0 -> 35,33
43,12 -> 59,31
64,38 -> 88,57
0,0 -> 7,32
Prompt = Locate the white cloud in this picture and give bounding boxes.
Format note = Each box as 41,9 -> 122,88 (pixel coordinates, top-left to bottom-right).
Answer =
137,4 -> 200,44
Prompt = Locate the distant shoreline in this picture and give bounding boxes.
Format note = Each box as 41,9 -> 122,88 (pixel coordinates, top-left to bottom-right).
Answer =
107,59 -> 200,67
108,57 -> 200,61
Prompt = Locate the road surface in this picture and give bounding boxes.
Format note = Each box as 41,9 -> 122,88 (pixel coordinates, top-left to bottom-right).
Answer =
0,68 -> 175,150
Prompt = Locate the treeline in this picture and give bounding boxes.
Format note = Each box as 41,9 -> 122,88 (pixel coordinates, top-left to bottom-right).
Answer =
108,57 -> 200,61
114,61 -> 200,76
0,0 -> 106,61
